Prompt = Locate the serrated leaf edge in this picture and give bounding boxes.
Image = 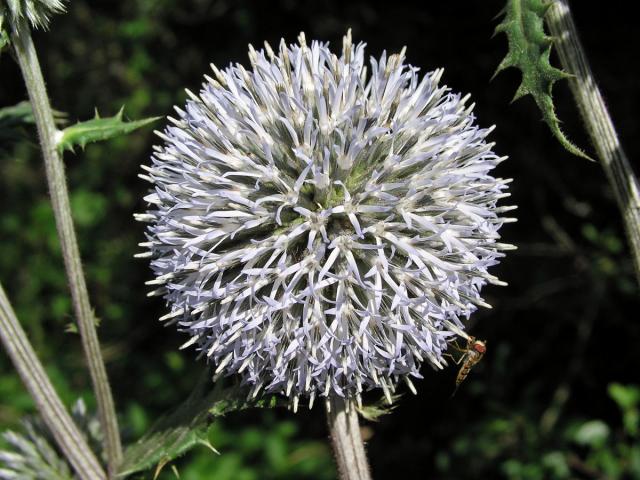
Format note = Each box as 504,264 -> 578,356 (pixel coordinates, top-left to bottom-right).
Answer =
494,0 -> 592,160
56,106 -> 160,154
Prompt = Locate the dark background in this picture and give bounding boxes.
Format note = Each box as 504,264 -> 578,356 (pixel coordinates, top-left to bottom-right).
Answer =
1,1 -> 639,479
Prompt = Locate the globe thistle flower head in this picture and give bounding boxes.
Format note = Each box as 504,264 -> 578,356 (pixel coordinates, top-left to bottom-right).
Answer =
137,31 -> 515,410
1,0 -> 65,32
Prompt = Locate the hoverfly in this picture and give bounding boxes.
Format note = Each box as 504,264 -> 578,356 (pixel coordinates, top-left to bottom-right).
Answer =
448,336 -> 487,395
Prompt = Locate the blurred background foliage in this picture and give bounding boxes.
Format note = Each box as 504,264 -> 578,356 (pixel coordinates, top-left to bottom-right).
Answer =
1,1 -> 639,478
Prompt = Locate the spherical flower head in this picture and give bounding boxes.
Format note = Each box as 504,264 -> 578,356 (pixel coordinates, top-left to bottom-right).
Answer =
1,0 -> 65,32
138,31 -> 515,409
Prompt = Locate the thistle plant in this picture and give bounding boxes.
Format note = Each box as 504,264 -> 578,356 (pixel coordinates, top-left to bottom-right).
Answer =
1,1 -> 639,480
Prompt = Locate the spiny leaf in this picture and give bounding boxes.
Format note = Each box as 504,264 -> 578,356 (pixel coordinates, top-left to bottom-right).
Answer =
356,394 -> 402,422
56,107 -> 160,153
117,377 -> 282,477
494,0 -> 591,160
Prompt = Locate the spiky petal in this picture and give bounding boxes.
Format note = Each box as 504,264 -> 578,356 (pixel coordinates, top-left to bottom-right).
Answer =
138,31 -> 515,405
1,0 -> 66,32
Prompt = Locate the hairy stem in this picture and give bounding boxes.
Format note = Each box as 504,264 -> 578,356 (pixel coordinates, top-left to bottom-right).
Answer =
546,0 -> 640,287
0,284 -> 106,479
10,21 -> 123,475
326,398 -> 372,480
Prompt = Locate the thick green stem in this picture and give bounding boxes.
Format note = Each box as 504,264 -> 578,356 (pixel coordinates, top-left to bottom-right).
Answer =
546,0 -> 640,287
10,21 -> 123,476
326,398 -> 372,480
0,284 -> 106,479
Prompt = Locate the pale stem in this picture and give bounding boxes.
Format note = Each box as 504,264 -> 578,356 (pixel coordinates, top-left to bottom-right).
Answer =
9,21 -> 123,476
0,284 -> 106,479
547,0 -> 640,287
326,398 -> 373,480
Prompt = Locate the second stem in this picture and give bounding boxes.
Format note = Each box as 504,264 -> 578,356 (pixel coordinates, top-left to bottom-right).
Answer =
547,0 -> 640,287
10,22 -> 123,476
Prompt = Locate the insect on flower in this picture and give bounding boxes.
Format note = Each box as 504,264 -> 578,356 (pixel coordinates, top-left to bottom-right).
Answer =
449,336 -> 487,395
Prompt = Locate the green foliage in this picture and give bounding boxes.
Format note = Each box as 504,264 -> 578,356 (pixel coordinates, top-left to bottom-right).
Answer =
563,384 -> 640,479
0,35 -> 6,56
118,378 -> 281,477
356,395 -> 401,422
435,384 -> 640,479
494,0 -> 589,159
572,420 -> 609,447
0,102 -> 68,157
608,383 -> 640,437
1,2 -> 637,479
0,101 -> 35,153
0,14 -> 8,55
56,107 -> 160,153
0,101 -> 34,124
165,415 -> 334,480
